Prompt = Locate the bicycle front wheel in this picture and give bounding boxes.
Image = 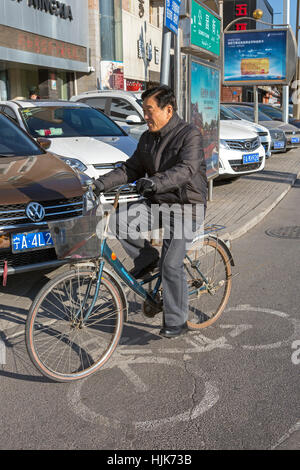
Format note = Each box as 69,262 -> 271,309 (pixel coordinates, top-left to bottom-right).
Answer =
26,268 -> 123,382
185,237 -> 232,329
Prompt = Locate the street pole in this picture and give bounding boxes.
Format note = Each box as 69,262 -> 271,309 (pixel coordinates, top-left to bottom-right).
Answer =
160,5 -> 171,86
174,26 -> 181,115
282,0 -> 290,123
293,0 -> 300,119
254,85 -> 259,123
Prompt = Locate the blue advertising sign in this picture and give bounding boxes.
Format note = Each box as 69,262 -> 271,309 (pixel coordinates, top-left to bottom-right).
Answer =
165,0 -> 181,34
224,30 -> 287,85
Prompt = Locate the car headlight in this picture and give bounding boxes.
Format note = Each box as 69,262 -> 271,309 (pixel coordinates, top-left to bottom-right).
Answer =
60,156 -> 87,172
83,186 -> 98,213
219,139 -> 230,149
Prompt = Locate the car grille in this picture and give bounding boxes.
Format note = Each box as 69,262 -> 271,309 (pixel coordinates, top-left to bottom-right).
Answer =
258,131 -> 268,136
0,248 -> 57,270
0,196 -> 83,229
229,156 -> 264,173
225,136 -> 260,151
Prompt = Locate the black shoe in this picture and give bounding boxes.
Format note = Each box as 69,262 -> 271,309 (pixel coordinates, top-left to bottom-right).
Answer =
159,322 -> 189,338
130,259 -> 159,279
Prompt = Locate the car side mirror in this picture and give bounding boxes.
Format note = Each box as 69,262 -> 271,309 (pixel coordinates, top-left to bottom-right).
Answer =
125,115 -> 143,124
36,137 -> 51,150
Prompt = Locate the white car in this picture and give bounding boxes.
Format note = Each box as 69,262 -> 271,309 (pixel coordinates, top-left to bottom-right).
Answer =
70,90 -> 147,140
220,105 -> 271,158
0,100 -> 139,203
218,121 -> 266,179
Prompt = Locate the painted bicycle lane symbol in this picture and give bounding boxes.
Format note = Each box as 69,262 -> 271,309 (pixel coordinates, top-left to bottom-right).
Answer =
67,305 -> 300,430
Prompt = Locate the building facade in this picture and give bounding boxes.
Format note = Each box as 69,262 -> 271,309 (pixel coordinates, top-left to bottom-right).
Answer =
0,0 -> 90,100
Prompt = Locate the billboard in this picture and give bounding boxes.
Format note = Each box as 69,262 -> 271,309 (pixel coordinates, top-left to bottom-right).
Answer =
190,58 -> 219,180
223,29 -> 297,85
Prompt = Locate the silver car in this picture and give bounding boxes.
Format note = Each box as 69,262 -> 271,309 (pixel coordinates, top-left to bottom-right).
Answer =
70,90 -> 147,140
223,103 -> 300,152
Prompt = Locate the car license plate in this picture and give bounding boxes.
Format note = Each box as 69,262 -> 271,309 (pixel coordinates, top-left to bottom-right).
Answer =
11,231 -> 54,253
243,153 -> 260,164
274,141 -> 285,149
291,137 -> 300,143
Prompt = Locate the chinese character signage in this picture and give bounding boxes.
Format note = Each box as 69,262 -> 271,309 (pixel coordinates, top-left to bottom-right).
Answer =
181,0 -> 221,60
190,0 -> 221,56
190,59 -> 219,180
223,29 -> 292,85
165,0 -> 181,35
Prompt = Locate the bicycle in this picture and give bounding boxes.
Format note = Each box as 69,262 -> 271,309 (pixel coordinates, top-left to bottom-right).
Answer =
25,184 -> 234,382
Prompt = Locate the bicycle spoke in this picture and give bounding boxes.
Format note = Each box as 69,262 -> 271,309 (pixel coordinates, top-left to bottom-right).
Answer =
26,269 -> 123,381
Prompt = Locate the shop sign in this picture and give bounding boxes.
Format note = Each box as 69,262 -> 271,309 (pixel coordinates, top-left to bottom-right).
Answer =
138,0 -> 144,18
126,79 -> 144,91
10,0 -> 73,21
0,25 -> 87,62
154,46 -> 160,65
137,38 -> 153,62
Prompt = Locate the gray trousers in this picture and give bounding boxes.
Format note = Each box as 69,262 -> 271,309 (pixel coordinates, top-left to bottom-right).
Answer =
110,201 -> 204,327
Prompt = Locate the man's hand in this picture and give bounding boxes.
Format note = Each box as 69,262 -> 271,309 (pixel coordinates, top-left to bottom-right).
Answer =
92,178 -> 105,197
136,178 -> 157,197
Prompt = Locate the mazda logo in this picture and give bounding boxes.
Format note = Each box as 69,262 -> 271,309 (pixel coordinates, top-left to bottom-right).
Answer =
26,202 -> 45,222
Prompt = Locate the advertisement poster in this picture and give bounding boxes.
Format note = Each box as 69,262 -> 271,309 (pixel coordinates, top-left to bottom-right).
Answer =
224,30 -> 287,84
190,60 -> 219,180
101,61 -> 124,90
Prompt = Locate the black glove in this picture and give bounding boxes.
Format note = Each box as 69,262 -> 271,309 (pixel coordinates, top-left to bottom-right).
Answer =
136,178 -> 157,197
92,178 -> 105,197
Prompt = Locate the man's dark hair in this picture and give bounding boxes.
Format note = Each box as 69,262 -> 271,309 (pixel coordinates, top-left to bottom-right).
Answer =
142,86 -> 178,112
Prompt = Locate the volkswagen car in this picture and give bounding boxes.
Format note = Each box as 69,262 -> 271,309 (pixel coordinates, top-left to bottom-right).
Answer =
0,100 -> 139,204
0,112 -> 94,276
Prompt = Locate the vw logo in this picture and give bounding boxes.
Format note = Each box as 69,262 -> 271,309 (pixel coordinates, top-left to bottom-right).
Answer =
26,202 -> 45,222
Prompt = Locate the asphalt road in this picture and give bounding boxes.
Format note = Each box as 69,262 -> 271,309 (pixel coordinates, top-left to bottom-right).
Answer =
0,180 -> 299,451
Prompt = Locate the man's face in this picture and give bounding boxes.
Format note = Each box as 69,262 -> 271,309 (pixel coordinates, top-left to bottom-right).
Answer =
142,95 -> 173,132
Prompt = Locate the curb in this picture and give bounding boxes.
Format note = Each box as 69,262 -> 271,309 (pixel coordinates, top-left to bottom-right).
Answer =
220,171 -> 300,243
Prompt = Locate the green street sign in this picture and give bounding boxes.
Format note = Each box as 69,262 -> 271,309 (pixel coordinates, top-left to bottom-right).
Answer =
190,0 -> 221,57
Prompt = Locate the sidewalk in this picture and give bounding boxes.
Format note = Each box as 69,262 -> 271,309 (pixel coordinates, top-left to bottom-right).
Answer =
206,148 -> 300,242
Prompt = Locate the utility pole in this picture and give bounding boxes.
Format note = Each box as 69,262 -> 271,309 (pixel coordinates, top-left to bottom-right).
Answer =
293,0 -> 300,119
282,0 -> 290,123
160,7 -> 171,86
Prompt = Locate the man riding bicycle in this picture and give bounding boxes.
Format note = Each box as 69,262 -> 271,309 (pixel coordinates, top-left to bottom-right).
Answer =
93,86 -> 207,338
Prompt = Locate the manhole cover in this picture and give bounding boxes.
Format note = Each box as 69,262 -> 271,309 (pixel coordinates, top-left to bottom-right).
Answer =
265,226 -> 300,239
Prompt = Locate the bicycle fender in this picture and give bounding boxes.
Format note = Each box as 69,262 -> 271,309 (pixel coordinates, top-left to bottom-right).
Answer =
208,236 -> 235,266
103,266 -> 129,322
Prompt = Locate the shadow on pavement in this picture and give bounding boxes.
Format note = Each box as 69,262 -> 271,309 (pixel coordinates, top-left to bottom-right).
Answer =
241,169 -> 297,184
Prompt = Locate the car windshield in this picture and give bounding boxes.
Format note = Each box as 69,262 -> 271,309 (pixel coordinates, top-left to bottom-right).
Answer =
226,105 -> 272,122
220,106 -> 241,120
0,113 -> 43,157
20,106 -> 125,138
259,105 -> 283,120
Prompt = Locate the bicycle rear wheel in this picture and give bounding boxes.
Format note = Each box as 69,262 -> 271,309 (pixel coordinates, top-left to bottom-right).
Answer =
26,267 -> 123,382
185,237 -> 232,329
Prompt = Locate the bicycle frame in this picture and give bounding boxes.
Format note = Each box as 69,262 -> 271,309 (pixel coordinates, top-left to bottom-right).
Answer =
75,184 -> 231,324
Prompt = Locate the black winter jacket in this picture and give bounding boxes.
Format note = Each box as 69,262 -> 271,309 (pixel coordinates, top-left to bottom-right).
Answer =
100,113 -> 207,207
